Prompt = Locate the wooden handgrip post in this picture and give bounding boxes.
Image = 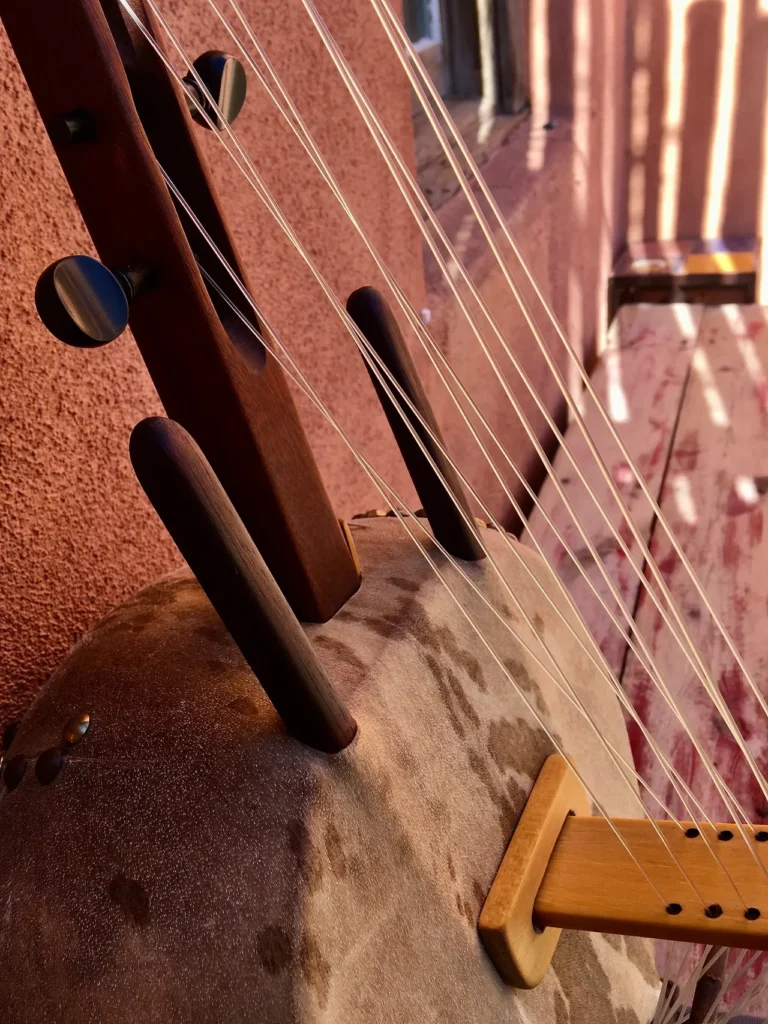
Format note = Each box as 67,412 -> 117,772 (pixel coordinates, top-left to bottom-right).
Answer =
347,287 -> 485,561
130,417 -> 357,753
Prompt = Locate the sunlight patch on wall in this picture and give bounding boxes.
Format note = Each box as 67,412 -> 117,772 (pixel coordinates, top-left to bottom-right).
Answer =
627,0 -> 652,243
672,303 -> 698,339
572,0 -> 591,225
606,351 -> 630,424
758,66 -> 768,302
526,0 -> 550,171
671,473 -> 698,525
734,474 -> 760,508
702,0 -> 742,238
597,0 -> 617,355
476,0 -> 497,145
658,0 -> 689,240
691,347 -> 730,427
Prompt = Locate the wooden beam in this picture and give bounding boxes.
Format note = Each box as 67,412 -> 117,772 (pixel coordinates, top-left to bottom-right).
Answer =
536,816 -> 768,948
478,755 -> 590,988
480,753 -> 768,990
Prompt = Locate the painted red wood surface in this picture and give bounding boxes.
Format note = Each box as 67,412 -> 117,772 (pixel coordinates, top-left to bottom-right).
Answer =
522,304 -> 703,676
526,304 -> 768,1006
622,305 -> 768,1009
622,305 -> 768,826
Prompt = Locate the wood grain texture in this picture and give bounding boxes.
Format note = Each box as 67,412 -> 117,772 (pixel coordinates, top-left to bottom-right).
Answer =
478,754 -> 590,989
623,306 -> 768,824
347,286 -> 484,561
130,417 -> 357,752
521,304 -> 703,676
535,816 -> 768,949
0,0 -> 358,621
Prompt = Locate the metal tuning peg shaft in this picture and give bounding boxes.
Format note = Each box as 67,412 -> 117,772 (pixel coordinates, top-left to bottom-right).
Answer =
183,51 -> 247,130
35,255 -> 152,348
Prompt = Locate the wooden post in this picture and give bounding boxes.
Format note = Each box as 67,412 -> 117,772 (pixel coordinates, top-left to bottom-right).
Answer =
535,817 -> 768,948
347,287 -> 484,562
131,418 -> 357,753
0,0 -> 360,623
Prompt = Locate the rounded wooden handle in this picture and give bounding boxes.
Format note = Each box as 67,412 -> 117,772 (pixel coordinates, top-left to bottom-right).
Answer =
130,416 -> 357,753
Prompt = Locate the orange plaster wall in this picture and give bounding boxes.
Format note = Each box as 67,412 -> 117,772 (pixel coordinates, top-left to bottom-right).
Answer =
0,0 -> 425,729
0,0 -> 634,733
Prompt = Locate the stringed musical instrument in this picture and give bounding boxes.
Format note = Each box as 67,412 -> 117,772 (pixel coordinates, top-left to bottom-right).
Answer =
0,1 -> 765,1021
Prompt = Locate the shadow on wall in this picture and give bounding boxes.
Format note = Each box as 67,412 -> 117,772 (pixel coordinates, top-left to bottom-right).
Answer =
626,0 -> 768,269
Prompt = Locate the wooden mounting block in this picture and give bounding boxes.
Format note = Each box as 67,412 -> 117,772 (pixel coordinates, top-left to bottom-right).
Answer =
479,754 -> 768,989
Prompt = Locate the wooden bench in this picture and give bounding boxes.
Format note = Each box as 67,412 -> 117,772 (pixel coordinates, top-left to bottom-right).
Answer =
522,303 -> 768,827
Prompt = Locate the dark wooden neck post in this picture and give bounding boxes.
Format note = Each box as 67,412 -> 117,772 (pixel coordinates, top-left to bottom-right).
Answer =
0,0 -> 359,622
347,287 -> 484,561
131,418 -> 357,752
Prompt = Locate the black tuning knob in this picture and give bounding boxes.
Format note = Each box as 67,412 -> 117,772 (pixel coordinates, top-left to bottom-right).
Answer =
35,255 -> 151,348
183,51 -> 247,130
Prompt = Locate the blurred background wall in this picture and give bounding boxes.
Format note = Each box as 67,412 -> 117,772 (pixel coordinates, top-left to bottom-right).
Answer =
624,0 -> 768,254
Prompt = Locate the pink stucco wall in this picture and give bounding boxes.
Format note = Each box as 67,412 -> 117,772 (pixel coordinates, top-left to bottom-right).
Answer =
0,0 -> 425,728
624,0 -> 768,245
0,0 -> 631,730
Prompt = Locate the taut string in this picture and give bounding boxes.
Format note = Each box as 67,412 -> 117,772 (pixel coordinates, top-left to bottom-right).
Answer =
370,0 -> 768,761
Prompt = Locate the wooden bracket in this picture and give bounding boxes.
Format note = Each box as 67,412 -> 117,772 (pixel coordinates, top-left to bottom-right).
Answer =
479,754 -> 590,988
480,754 -> 768,989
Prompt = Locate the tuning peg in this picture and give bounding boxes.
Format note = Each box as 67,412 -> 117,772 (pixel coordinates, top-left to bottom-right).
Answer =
35,255 -> 152,348
183,51 -> 247,130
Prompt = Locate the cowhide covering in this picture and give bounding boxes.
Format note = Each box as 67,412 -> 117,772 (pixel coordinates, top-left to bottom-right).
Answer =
0,518 -> 658,1022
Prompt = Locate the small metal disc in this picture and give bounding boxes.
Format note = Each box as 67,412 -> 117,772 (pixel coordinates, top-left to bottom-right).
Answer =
35,747 -> 63,785
4,754 -> 27,791
62,712 -> 90,747
35,256 -> 130,347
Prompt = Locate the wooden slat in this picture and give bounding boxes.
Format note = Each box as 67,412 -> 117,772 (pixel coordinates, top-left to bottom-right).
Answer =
623,305 -> 768,824
521,305 -> 703,676
536,816 -> 768,949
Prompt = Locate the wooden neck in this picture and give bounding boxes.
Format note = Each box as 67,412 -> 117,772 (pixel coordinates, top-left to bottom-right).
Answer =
480,755 -> 768,988
536,816 -> 768,947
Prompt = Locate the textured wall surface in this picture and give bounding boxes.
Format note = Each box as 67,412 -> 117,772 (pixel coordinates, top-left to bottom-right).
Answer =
426,0 -> 630,525
624,0 -> 768,246
0,0 -> 424,729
